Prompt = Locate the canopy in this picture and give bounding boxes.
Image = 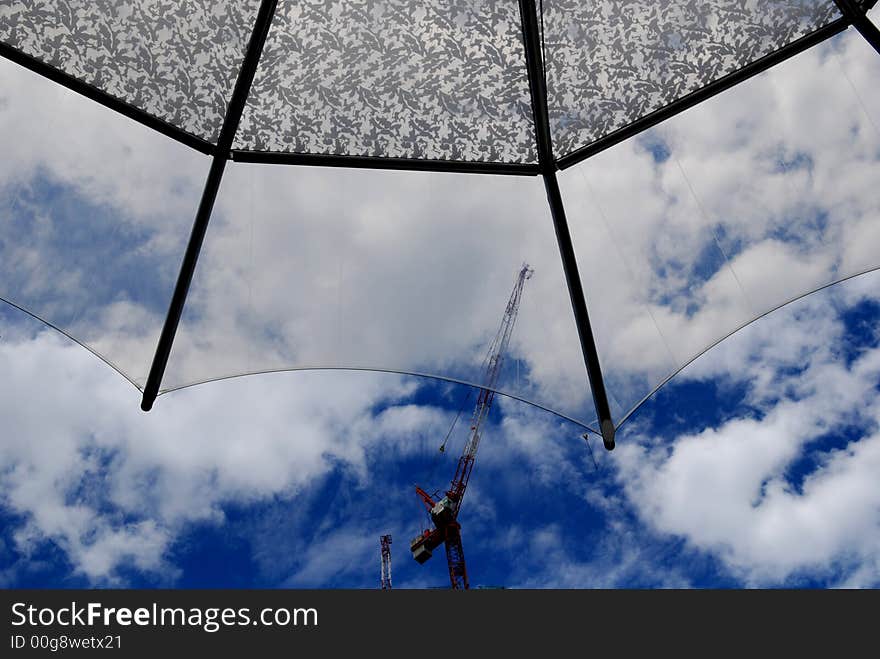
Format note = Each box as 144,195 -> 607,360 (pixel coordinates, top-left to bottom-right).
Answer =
1,0 -> 879,448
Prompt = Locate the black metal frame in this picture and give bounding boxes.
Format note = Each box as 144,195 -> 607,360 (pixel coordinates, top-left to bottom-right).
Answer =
3,0 -> 879,441
140,0 -> 279,411
231,150 -> 539,176
519,0 -> 616,450
836,0 -> 880,55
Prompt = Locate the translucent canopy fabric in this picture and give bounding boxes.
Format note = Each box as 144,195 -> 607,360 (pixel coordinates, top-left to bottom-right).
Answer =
1,0 -> 879,435
163,161 -> 593,421
0,60 -> 206,386
563,24 -> 880,421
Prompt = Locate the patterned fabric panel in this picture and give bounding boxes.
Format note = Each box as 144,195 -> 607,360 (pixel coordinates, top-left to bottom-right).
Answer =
542,0 -> 842,159
0,0 -> 261,143
234,0 -> 537,164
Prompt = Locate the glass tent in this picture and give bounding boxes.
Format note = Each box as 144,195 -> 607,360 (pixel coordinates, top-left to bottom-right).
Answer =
1,0 -> 879,449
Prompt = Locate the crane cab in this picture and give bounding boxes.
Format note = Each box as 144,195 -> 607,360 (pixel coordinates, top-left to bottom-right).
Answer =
430,496 -> 456,527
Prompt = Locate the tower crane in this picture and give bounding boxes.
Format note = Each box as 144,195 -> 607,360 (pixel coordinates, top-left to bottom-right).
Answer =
380,534 -> 392,590
410,264 -> 533,589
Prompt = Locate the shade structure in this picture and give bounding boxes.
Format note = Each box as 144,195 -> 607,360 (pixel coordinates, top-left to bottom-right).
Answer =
1,0 -> 879,448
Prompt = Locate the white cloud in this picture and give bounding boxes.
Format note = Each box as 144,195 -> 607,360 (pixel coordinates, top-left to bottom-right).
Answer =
615,284 -> 880,586
0,329 -> 430,583
504,520 -> 694,588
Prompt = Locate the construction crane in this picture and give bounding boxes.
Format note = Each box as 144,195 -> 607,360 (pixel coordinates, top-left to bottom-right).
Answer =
380,534 -> 392,590
410,264 -> 533,589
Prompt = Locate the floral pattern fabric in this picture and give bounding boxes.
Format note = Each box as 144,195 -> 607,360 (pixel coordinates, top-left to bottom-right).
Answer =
0,0 -> 845,163
542,0 -> 841,158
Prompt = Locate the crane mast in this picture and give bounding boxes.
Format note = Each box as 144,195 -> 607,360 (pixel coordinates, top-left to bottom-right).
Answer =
411,264 -> 533,589
380,534 -> 392,590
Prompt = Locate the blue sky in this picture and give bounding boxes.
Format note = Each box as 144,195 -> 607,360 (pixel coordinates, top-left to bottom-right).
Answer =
1,15 -> 880,588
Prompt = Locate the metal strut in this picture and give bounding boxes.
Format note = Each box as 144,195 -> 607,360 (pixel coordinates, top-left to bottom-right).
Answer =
517,0 -> 616,449
141,0 -> 279,411
835,0 -> 880,55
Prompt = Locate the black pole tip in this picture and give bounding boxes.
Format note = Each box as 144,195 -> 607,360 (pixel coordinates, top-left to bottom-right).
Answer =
601,420 -> 616,451
140,393 -> 156,412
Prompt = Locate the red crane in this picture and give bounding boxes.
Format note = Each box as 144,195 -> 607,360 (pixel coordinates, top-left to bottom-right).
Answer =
380,534 -> 392,590
410,264 -> 533,589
